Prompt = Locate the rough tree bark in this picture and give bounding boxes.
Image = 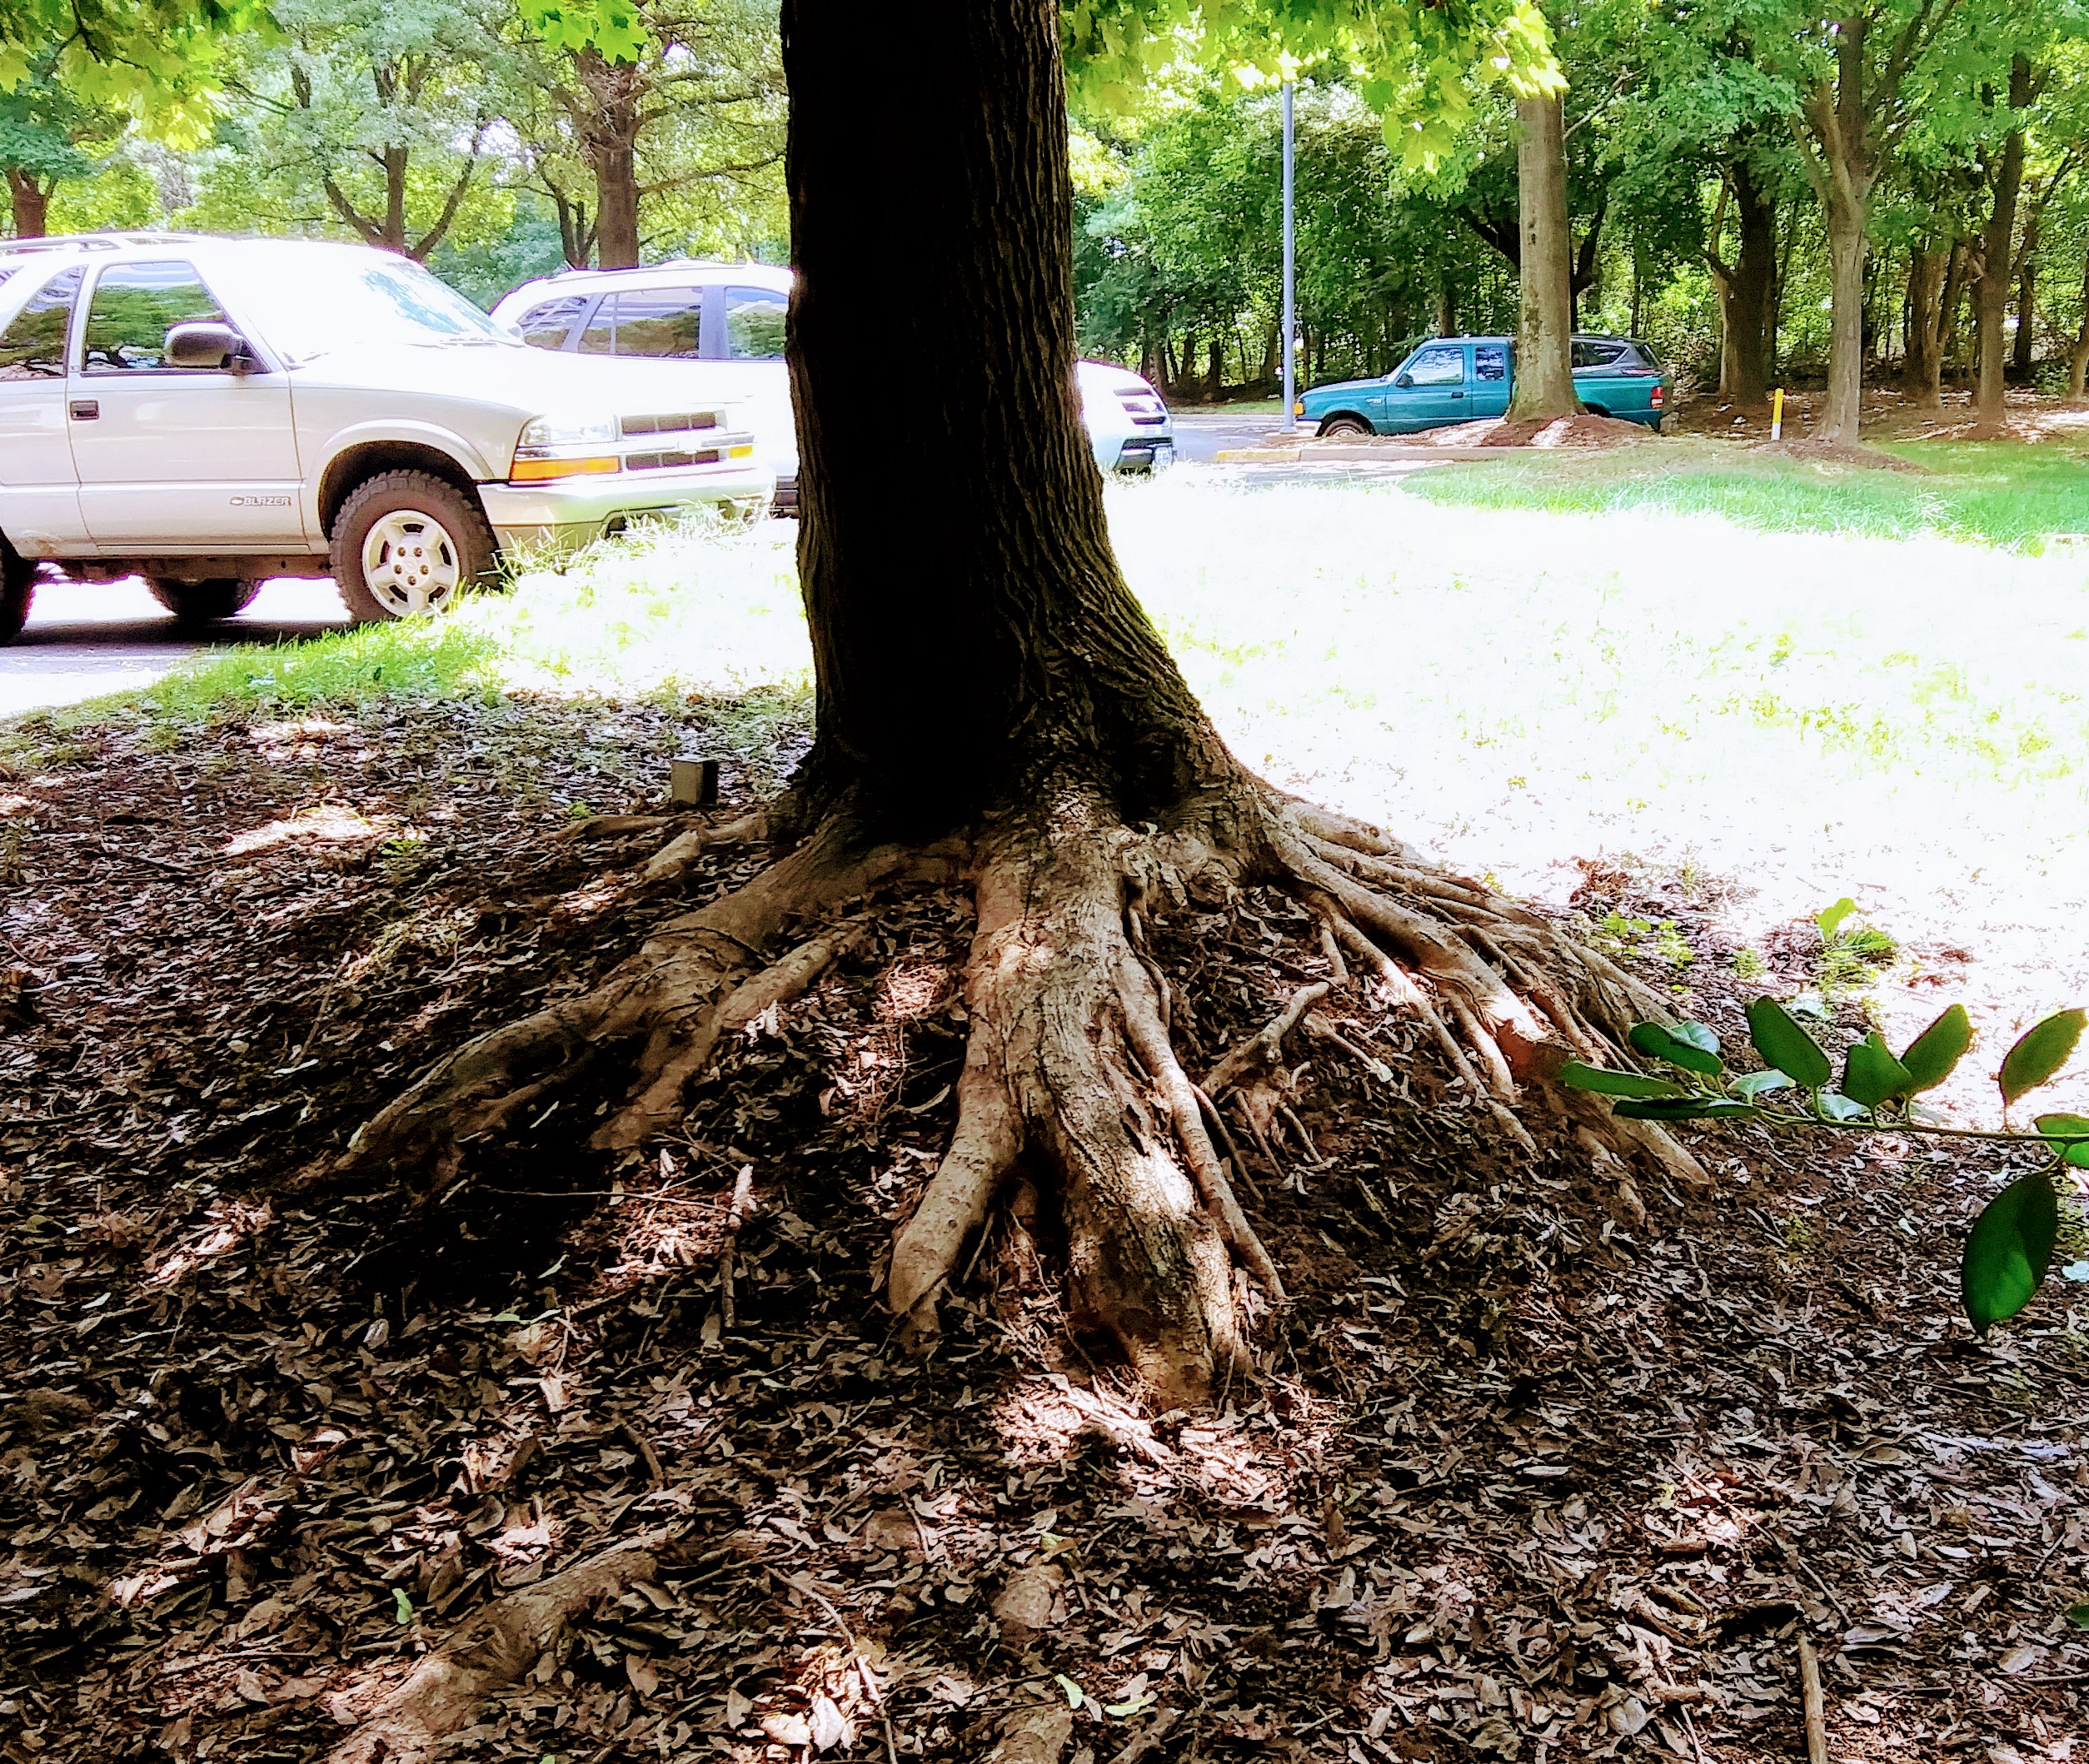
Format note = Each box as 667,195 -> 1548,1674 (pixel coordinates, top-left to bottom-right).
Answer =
1708,160 -> 1776,407
342,0 -> 1705,1404
1903,247 -> 1947,405
2070,244 -> 2089,398
1974,56 -> 2030,436
579,46 -> 643,268
4,168 -> 49,237
1508,89 -> 1582,422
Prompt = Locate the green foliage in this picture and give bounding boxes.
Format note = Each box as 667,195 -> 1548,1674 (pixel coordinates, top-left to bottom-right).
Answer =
1962,1171 -> 2060,1335
1562,988 -> 2089,1336
2002,1009 -> 2087,1109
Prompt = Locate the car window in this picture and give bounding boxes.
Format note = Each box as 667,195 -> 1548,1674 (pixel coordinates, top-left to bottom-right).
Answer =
580,288 -> 705,358
725,286 -> 786,360
237,255 -> 511,361
1406,345 -> 1464,386
514,294 -> 590,350
0,267 -> 83,381
1572,341 -> 1627,370
81,260 -> 228,374
1474,344 -> 1508,383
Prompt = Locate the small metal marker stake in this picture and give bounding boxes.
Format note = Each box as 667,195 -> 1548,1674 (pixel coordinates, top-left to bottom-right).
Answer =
1771,386 -> 1785,441
670,755 -> 720,809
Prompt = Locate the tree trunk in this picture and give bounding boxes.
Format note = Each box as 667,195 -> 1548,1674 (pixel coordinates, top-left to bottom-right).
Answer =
1435,281 -> 1454,336
1712,161 -> 1776,406
1208,331 -> 1224,402
2012,216 -> 2039,381
1903,247 -> 1946,405
581,47 -> 643,269
6,170 -> 49,238
383,147 -> 409,252
2070,245 -> 2089,398
1508,90 -> 1581,422
1818,178 -> 1869,442
345,0 -> 1711,1407
1941,238 -> 1972,384
1975,57 -> 2030,434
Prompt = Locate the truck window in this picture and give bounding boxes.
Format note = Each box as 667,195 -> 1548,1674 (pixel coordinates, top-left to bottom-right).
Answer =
1474,344 -> 1508,382
1406,345 -> 1464,386
514,294 -> 590,350
0,267 -> 83,381
725,287 -> 787,360
1572,340 -> 1627,370
81,261 -> 228,373
581,288 -> 704,358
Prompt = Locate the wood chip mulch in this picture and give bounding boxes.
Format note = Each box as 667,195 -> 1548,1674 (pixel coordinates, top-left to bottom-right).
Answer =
1,695 -> 2084,1764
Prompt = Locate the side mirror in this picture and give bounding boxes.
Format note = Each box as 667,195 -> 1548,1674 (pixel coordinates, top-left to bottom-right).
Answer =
1393,372 -> 1414,389
164,322 -> 253,371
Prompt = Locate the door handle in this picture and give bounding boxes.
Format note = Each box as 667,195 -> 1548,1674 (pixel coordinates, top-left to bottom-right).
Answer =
70,399 -> 99,421
1448,391 -> 1463,400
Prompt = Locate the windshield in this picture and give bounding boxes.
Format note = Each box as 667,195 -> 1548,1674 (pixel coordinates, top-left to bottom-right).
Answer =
242,252 -> 514,361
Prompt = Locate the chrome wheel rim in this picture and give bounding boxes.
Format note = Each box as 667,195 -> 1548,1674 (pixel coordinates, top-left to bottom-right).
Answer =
361,509 -> 463,617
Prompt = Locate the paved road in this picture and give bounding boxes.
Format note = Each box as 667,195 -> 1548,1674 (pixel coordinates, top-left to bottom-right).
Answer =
1169,411 -> 1294,461
2,575 -> 349,720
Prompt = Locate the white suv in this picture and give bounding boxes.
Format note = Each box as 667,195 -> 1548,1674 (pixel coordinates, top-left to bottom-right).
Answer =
491,261 -> 1176,500
0,233 -> 771,640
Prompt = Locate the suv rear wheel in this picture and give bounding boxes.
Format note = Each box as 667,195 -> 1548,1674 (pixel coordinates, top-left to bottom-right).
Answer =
1,540 -> 32,644
147,577 -> 261,625
331,470 -> 496,623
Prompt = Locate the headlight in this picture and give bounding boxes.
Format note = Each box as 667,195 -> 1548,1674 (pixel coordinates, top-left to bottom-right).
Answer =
518,414 -> 618,449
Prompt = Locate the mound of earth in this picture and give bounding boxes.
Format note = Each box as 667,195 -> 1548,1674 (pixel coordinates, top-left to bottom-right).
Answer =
1407,413 -> 1660,450
1749,438 -> 1932,473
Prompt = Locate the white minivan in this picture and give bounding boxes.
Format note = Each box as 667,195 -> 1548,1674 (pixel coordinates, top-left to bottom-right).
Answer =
491,261 -> 1175,502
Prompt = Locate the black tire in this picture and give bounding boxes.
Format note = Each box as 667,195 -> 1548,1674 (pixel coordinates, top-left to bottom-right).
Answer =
1581,403 -> 1609,418
330,469 -> 497,624
147,577 -> 261,625
1317,415 -> 1374,438
0,539 -> 32,644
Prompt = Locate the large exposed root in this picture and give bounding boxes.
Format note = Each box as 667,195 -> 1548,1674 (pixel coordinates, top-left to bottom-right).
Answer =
344,771 -> 1712,1404
325,1541 -> 659,1764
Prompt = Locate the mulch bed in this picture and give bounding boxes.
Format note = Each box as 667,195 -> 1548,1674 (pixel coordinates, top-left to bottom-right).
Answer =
2,696 -> 2084,1763
1408,416 -> 1659,451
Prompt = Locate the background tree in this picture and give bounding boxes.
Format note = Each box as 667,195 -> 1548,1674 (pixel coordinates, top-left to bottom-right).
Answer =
0,53 -> 129,237
516,0 -> 783,267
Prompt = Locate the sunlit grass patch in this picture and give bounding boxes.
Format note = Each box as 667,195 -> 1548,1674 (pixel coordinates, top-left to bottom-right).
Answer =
1404,436 -> 2089,549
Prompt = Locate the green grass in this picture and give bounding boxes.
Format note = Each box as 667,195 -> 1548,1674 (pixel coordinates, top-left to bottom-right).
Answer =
1405,437 -> 2089,549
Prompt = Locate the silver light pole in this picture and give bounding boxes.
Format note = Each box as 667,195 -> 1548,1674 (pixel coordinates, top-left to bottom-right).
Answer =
1281,79 -> 1296,429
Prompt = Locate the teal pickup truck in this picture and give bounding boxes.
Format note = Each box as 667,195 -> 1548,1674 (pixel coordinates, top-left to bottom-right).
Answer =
1294,334 -> 1669,436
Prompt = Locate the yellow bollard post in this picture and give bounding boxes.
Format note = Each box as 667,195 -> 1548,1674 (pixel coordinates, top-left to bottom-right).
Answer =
1771,386 -> 1784,441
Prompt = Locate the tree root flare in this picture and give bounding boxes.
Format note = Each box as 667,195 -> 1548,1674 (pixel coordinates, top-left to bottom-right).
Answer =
343,770 -> 1715,1405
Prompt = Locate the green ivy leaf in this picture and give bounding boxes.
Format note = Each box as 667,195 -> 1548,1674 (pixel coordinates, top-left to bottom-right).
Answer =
2067,1602 -> 2089,1632
1898,1004 -> 1972,1095
1627,1022 -> 1723,1077
1816,1091 -> 1868,1122
1746,999 -> 1832,1090
393,1587 -> 415,1625
1815,897 -> 1857,939
1613,1098 -> 1761,1122
2032,1114 -> 2089,1171
1962,1171 -> 2059,1335
1054,1674 -> 1086,1709
2000,1009 -> 2087,1109
1842,1033 -> 1914,1111
1670,1021 -> 1721,1055
1733,1069 -> 1794,1099
1557,1061 -> 1690,1099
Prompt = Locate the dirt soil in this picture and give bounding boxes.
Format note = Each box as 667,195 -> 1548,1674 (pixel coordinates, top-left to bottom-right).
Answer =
1401,416 -> 1659,451
1670,384 -> 2089,446
2,699 -> 2085,1763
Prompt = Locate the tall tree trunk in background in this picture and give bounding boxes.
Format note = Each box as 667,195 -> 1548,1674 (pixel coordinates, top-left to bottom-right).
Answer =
1974,57 -> 2030,434
580,47 -> 643,268
1710,161 -> 1776,406
1435,282 -> 1453,336
4,170 -> 48,237
383,146 -> 408,252
1508,90 -> 1581,422
1207,332 -> 1223,402
1940,239 -> 1972,383
2070,246 -> 2089,396
2012,216 -> 2040,381
1903,247 -> 1947,404
1819,186 -> 1868,438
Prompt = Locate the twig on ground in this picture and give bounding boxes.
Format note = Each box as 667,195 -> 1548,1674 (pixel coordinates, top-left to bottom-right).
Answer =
770,1568 -> 900,1764
1797,1633 -> 1829,1764
617,1420 -> 666,1488
1202,981 -> 1329,1096
717,1164 -> 755,1331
